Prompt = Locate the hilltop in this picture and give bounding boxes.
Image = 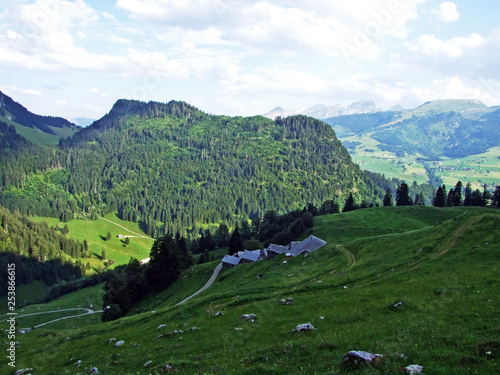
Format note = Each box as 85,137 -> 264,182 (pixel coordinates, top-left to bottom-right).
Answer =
0,91 -> 80,146
0,98 -> 391,240
11,206 -> 500,374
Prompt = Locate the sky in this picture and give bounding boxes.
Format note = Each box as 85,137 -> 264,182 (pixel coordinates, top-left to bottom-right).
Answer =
1,0 -> 500,123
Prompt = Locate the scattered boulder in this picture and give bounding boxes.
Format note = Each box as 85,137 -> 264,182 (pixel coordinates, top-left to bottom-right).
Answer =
293,323 -> 315,332
75,360 -> 82,367
115,340 -> 125,347
235,327 -> 243,331
15,369 -> 33,375
89,367 -> 99,374
343,350 -> 383,366
241,314 -> 257,320
214,311 -> 224,317
403,364 -> 424,374
281,297 -> 294,305
108,338 -> 116,344
158,324 -> 167,329
144,360 -> 153,367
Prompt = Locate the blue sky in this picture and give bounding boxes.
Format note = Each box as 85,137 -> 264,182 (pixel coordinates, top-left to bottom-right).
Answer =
1,0 -> 499,122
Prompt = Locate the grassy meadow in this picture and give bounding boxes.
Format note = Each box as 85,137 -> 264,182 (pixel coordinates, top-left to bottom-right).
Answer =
5,206 -> 500,374
30,212 -> 154,270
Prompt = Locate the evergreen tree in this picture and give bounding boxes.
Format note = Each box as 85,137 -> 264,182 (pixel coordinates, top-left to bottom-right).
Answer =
483,184 -> 492,206
228,225 -> 244,255
61,224 -> 69,235
452,181 -> 463,206
383,189 -> 393,207
101,249 -> 106,260
215,223 -> 229,248
342,192 -> 356,212
446,188 -> 455,207
105,231 -> 111,241
433,185 -> 446,207
319,199 -> 339,215
396,183 -> 413,206
472,189 -> 484,206
463,182 -> 473,206
124,237 -> 130,245
492,186 -> 500,208
146,235 -> 182,292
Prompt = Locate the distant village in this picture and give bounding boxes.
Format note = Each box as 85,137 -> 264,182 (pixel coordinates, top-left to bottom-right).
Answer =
221,235 -> 327,269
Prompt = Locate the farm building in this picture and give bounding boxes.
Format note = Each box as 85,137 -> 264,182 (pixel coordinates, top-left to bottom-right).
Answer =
221,254 -> 241,269
240,250 -> 262,263
220,235 -> 327,269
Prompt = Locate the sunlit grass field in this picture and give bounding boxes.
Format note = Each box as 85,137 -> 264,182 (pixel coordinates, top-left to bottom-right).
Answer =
8,206 -> 500,374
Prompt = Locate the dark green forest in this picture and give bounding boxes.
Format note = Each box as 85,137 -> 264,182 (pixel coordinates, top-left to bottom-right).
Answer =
0,100 -> 390,238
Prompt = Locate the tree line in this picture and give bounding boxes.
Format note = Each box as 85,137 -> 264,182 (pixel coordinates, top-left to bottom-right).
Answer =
1,100 -> 388,241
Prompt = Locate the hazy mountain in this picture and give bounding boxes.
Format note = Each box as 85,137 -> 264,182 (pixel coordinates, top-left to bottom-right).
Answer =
324,99 -> 500,159
263,101 -> 381,120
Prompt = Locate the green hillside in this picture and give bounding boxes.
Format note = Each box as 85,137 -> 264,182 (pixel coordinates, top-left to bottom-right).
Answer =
10,206 -> 500,374
1,99 -> 389,241
0,90 -> 80,146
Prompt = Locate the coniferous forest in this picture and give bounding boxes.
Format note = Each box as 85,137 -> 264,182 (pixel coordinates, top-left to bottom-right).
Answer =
0,99 -> 389,238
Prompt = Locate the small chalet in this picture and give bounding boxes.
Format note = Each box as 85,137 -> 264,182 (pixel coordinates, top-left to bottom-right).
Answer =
220,235 -> 328,269
221,254 -> 241,269
240,250 -> 261,264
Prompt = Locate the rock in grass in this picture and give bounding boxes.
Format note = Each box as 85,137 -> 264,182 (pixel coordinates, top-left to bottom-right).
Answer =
15,369 -> 33,375
403,364 -> 424,374
115,340 -> 125,347
144,360 -> 153,367
89,367 -> 99,374
343,350 -> 383,365
293,323 -> 315,332
241,314 -> 257,320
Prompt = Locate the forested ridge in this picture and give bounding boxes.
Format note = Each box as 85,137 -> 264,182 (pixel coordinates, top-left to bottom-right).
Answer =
0,99 -> 388,237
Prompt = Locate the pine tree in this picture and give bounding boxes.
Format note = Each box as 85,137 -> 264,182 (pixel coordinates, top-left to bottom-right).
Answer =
228,225 -> 244,255
343,192 -> 356,212
102,249 -> 106,260
492,186 -> 500,208
383,189 -> 393,207
396,183 -> 412,206
463,182 -> 473,206
433,185 -> 446,207
124,237 -> 130,245
106,231 -> 111,241
452,181 -> 463,206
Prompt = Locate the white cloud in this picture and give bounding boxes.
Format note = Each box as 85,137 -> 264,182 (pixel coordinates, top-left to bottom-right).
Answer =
406,33 -> 485,58
1,85 -> 42,97
432,2 -> 460,23
411,77 -> 497,106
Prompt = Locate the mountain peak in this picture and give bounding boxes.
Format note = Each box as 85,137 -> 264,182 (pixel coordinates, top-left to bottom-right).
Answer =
263,101 -> 380,120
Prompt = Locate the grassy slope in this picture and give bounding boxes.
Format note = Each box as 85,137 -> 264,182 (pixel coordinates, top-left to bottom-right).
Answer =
9,207 -> 500,374
29,212 -> 154,269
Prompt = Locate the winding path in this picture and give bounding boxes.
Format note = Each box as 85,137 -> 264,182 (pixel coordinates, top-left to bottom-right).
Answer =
176,263 -> 222,306
99,217 -> 155,240
336,245 -> 357,269
4,308 -> 103,329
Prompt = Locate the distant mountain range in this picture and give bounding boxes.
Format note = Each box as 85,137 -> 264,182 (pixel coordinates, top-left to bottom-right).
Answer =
263,101 -> 382,120
324,99 -> 499,160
